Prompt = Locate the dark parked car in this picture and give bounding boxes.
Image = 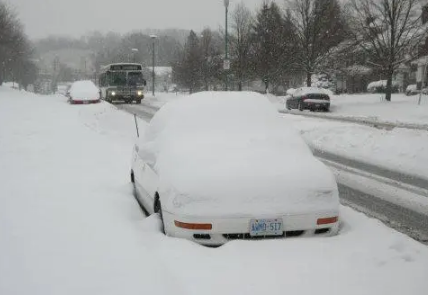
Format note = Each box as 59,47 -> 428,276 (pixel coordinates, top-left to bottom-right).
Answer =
286,87 -> 331,112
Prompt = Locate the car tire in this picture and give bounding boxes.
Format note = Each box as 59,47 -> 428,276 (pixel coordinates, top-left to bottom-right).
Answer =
130,170 -> 135,183
154,194 -> 165,233
298,101 -> 303,111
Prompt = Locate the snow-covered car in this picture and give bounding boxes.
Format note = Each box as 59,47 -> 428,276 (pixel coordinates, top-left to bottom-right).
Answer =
68,80 -> 101,104
131,92 -> 340,246
405,84 -> 419,96
286,87 -> 331,112
367,80 -> 399,93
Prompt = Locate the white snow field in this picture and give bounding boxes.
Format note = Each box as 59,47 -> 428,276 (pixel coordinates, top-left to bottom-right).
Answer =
282,114 -> 428,180
282,93 -> 428,127
1,87 -> 428,295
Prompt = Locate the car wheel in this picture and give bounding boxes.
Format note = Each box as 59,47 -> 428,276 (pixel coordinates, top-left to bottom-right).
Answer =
298,101 -> 304,111
154,194 -> 165,233
130,170 -> 135,183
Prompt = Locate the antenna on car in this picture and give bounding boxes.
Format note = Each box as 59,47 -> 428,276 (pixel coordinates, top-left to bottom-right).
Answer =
134,114 -> 139,138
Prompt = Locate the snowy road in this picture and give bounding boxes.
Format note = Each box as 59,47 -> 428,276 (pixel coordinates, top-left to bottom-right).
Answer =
2,89 -> 428,295
116,103 -> 428,244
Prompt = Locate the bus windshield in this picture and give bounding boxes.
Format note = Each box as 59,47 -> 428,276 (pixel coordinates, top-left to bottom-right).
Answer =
128,72 -> 144,86
109,72 -> 127,86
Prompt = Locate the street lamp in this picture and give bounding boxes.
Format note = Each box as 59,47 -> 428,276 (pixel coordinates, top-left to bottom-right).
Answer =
150,35 -> 157,96
223,0 -> 230,91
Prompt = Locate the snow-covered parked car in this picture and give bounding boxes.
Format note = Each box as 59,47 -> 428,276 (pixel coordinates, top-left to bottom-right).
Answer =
405,84 -> 419,96
131,92 -> 340,246
286,87 -> 331,112
67,80 -> 101,104
367,80 -> 399,93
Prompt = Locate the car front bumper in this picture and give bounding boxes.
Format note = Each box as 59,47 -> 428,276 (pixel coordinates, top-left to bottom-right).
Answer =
162,210 -> 340,246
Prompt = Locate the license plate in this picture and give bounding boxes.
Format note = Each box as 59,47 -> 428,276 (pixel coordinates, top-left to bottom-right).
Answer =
249,218 -> 283,237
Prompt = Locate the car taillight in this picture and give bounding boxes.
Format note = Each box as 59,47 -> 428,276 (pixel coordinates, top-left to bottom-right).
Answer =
174,220 -> 212,230
317,217 -> 338,225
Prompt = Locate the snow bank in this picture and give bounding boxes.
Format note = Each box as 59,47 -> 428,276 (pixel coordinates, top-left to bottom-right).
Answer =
138,207 -> 428,295
142,92 -> 338,216
0,90 -> 182,295
327,93 -> 428,126
1,87 -> 428,295
282,114 -> 428,180
69,80 -> 99,99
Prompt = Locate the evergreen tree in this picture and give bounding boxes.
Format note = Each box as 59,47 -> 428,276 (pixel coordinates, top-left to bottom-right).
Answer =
172,30 -> 203,93
253,2 -> 294,92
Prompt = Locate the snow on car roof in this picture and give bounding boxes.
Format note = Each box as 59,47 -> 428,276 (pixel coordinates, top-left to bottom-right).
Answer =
297,87 -> 332,96
69,80 -> 99,98
139,92 -> 337,216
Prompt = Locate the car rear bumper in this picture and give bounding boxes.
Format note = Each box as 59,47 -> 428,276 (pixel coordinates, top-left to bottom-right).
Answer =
303,100 -> 330,109
163,210 -> 340,246
70,99 -> 100,104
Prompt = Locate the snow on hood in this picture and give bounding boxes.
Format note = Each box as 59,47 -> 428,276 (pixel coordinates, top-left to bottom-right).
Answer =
140,92 -> 339,216
70,80 -> 99,99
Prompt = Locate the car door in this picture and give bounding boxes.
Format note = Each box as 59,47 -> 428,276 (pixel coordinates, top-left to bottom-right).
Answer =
136,143 -> 160,214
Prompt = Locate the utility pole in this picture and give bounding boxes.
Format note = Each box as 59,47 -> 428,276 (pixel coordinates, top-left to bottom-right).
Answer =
150,35 -> 157,97
224,0 -> 230,91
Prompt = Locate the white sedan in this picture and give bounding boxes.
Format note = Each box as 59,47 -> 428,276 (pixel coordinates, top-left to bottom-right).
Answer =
131,92 -> 340,245
68,80 -> 100,104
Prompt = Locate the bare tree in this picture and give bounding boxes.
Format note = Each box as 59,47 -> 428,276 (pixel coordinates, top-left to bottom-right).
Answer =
348,0 -> 426,101
230,2 -> 255,91
285,0 -> 348,86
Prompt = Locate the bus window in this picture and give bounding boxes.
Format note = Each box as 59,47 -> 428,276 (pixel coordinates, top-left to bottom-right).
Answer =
109,72 -> 127,86
128,72 -> 145,86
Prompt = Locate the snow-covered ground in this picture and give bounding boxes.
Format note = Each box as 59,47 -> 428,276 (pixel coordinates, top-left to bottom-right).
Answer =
143,92 -> 183,109
1,87 -> 428,295
282,114 -> 428,180
282,93 -> 428,127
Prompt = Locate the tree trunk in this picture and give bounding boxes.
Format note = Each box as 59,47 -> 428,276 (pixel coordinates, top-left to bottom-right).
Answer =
306,72 -> 312,87
385,67 -> 393,102
238,81 -> 242,91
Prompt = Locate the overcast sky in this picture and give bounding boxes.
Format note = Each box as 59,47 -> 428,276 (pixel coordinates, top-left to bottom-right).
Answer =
11,0 -> 268,39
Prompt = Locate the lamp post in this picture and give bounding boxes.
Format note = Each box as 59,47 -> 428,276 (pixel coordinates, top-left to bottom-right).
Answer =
150,35 -> 157,96
223,0 -> 230,91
